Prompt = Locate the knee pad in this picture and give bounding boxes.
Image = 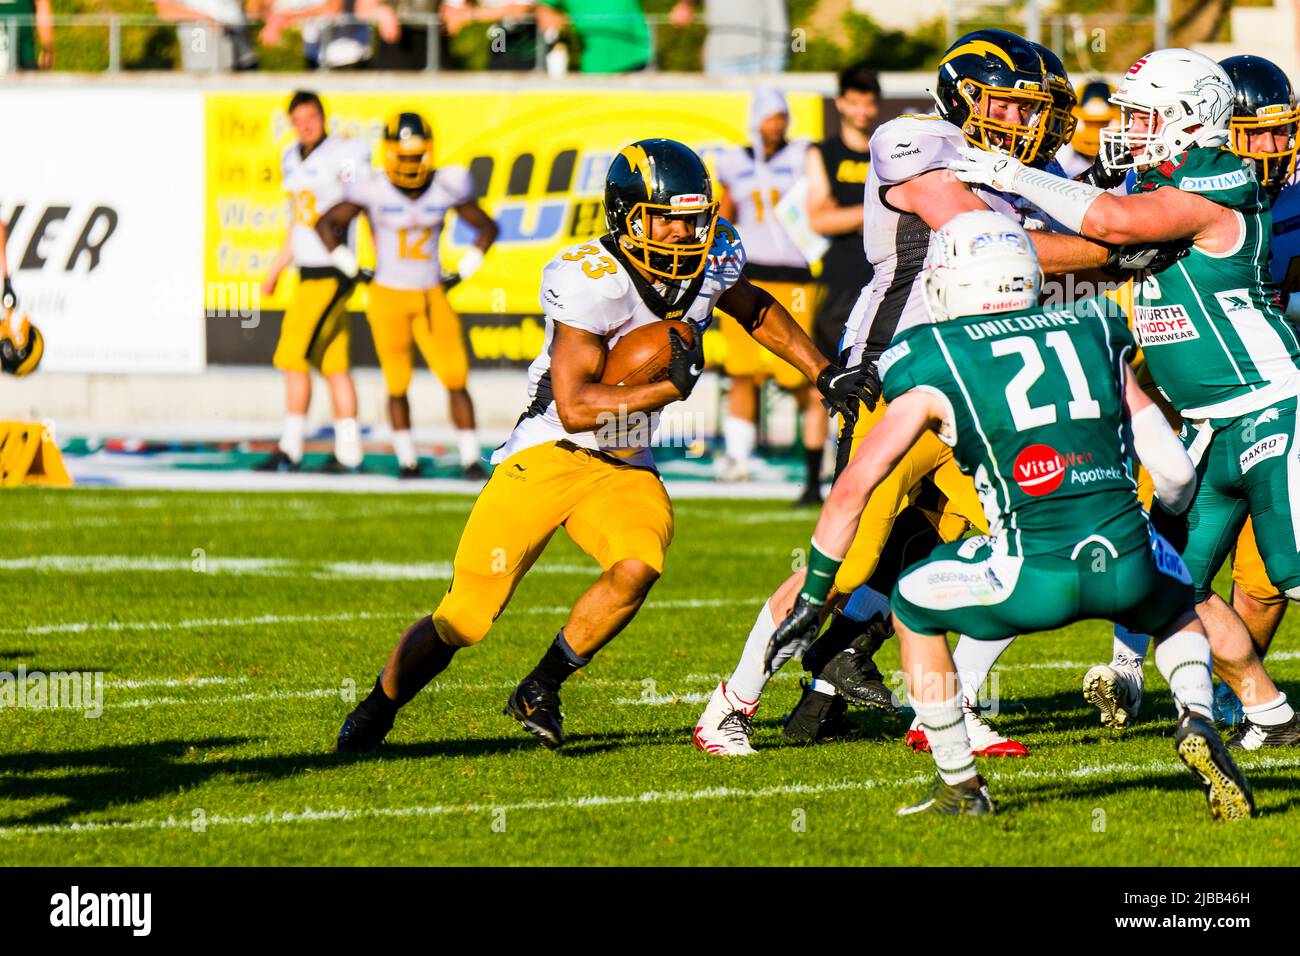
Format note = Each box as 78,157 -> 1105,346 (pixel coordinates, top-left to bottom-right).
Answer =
432,589 -> 496,647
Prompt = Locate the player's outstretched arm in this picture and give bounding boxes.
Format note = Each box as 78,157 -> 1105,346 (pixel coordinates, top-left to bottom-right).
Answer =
549,322 -> 684,433
1123,363 -> 1196,514
718,276 -> 827,384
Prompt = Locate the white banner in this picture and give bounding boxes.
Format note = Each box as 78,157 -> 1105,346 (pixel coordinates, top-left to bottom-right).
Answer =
1,89 -> 205,373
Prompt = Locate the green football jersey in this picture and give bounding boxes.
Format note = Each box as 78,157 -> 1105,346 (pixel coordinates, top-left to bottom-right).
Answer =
879,296 -> 1149,558
1131,147 -> 1300,422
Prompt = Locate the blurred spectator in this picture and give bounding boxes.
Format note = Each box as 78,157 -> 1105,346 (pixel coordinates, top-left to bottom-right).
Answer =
154,0 -> 258,71
671,0 -> 787,75
257,0 -> 399,69
536,0 -> 649,74
0,0 -> 53,71
443,1 -> 538,71
371,0 -> 439,70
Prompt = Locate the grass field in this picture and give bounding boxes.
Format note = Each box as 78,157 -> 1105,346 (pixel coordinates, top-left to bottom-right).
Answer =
3,487 -> 1300,866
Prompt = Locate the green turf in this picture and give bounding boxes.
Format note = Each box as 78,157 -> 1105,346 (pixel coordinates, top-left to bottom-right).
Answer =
2,488 -> 1298,866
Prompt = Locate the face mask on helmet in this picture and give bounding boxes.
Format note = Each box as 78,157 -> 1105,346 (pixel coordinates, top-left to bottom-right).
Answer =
923,212 -> 1042,323
1230,106 -> 1300,190
620,197 -> 719,282
955,81 -> 1052,162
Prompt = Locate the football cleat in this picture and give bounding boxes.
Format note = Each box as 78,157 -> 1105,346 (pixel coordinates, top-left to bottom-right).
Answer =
1226,711 -> 1300,750
693,681 -> 759,756
398,462 -> 425,480
252,449 -> 301,473
819,647 -> 896,711
316,455 -> 360,474
782,681 -> 854,743
1213,680 -> 1245,728
335,709 -> 394,753
897,774 -> 996,817
905,705 -> 1028,756
462,461 -> 489,481
505,678 -> 565,750
1175,711 -> 1256,820
793,485 -> 823,508
1083,662 -> 1144,728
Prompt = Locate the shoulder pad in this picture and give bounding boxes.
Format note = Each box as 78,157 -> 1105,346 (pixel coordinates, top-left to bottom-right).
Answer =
871,116 -> 963,187
877,334 -> 915,382
539,248 -> 632,334
706,218 -> 747,288
280,142 -> 298,174
435,166 -> 474,205
713,147 -> 751,187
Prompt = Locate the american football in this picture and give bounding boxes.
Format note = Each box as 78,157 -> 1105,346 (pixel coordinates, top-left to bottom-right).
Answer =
601,318 -> 696,385
4,0 -> 1300,917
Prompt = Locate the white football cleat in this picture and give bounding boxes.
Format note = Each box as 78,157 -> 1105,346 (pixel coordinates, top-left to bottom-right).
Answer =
694,681 -> 759,756
1083,663 -> 1144,728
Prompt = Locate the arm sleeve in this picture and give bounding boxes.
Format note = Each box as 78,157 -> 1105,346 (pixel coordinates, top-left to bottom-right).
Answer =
1130,402 -> 1196,514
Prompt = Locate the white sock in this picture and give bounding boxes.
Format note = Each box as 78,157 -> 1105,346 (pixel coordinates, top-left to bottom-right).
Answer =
952,635 -> 1015,709
334,418 -> 362,468
911,691 -> 977,785
1112,625 -> 1151,669
279,414 -> 307,462
392,429 -> 417,469
728,602 -> 777,702
723,415 -> 756,463
1153,630 -> 1213,719
457,429 -> 480,468
1244,692 -> 1295,726
843,584 -> 890,623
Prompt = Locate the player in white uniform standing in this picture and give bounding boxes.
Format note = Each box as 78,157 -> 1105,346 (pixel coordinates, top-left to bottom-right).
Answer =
695,29 -> 1140,756
316,112 -> 499,479
713,90 -> 828,504
258,91 -> 371,473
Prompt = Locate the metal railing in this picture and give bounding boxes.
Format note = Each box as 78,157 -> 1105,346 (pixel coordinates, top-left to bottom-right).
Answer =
0,11 -> 794,75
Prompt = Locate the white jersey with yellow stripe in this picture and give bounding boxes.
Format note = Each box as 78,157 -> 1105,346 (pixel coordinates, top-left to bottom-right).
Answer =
713,140 -> 810,269
344,167 -> 474,290
281,134 -> 372,269
842,114 -> 1024,367
493,219 -> 747,470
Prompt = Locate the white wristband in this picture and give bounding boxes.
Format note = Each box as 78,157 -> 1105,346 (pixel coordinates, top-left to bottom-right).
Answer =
330,245 -> 359,280
457,246 -> 485,281
1008,165 -> 1106,236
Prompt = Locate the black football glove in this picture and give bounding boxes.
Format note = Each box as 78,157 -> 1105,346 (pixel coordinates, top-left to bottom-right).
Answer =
1,277 -> 15,311
764,595 -> 822,676
816,362 -> 881,428
1078,139 -> 1129,190
667,326 -> 705,399
1101,240 -> 1192,278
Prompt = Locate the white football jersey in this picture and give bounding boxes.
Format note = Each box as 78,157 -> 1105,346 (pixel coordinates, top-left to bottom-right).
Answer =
713,141 -> 809,269
493,219 -> 748,470
281,134 -> 372,269
344,167 -> 474,290
842,115 -> 1023,366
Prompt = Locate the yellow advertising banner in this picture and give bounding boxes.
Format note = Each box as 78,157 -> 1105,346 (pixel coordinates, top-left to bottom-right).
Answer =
205,90 -> 823,366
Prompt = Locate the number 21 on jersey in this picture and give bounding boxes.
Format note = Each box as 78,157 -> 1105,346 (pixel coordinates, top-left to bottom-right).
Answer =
993,332 -> 1100,431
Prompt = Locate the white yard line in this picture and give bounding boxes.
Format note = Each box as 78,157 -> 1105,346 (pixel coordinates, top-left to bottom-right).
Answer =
6,753 -> 1300,840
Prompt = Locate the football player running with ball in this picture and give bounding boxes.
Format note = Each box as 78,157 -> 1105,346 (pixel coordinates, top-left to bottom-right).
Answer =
315,111 -> 499,480
768,211 -> 1254,819
952,48 -> 1300,750
335,139 -> 875,752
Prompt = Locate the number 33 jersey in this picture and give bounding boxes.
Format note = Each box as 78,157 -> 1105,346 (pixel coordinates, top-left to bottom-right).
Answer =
878,294 -> 1149,558
492,219 -> 748,469
343,167 -> 474,290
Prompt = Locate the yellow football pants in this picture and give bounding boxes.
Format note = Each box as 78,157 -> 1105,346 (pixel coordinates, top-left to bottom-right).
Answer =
273,274 -> 352,376
431,441 -> 675,647
366,283 -> 469,395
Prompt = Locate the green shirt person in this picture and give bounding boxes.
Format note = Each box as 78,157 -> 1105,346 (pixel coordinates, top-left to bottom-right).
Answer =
539,0 -> 650,73
0,0 -> 53,70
